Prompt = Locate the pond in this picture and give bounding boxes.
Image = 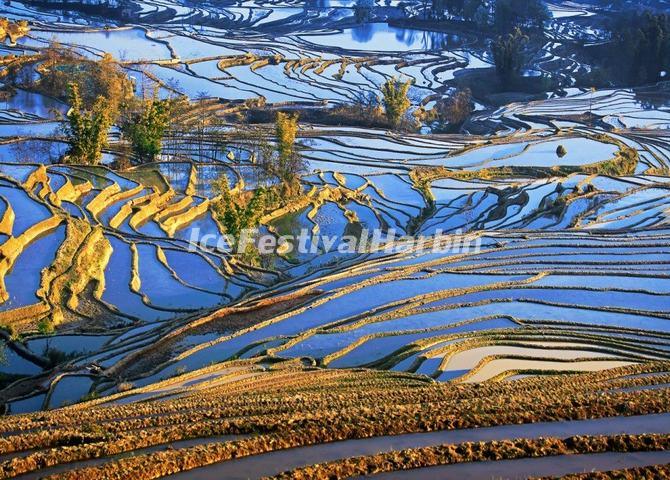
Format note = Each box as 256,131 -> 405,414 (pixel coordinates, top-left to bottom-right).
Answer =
302,23 -> 460,52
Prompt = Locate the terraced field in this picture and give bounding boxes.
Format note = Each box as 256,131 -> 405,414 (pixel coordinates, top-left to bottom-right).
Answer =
2,361 -> 670,479
0,0 -> 669,477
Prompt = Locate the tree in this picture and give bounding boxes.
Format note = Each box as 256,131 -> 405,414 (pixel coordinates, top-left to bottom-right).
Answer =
275,112 -> 300,180
193,91 -> 211,160
122,93 -> 173,163
474,4 -> 490,27
619,12 -> 670,85
491,27 -> 529,83
212,176 -> 267,241
62,83 -> 113,165
354,0 -> 374,22
88,53 -> 133,118
436,88 -> 473,129
443,0 -> 465,16
494,0 -> 549,32
39,49 -> 132,113
463,0 -> 482,21
381,77 -> 412,128
253,112 -> 305,196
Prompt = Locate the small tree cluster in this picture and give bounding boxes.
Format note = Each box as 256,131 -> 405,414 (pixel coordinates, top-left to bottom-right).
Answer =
354,0 -> 375,22
39,49 -> 132,115
211,176 -> 267,241
617,12 -> 670,85
491,27 -> 529,83
254,112 -> 305,196
62,83 -> 113,165
493,0 -> 549,32
121,93 -> 173,163
381,77 -> 412,128
435,88 -> 473,129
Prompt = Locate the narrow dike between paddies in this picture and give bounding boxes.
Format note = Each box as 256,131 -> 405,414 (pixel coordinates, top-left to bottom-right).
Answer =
358,450 -> 670,479
163,413 -> 670,480
12,435 -> 248,480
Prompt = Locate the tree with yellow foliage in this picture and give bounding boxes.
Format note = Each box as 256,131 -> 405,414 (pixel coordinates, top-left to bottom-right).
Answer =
255,112 -> 305,197
381,77 -> 411,128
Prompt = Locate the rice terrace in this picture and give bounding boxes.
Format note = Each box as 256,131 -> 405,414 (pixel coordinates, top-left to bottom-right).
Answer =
0,0 -> 669,478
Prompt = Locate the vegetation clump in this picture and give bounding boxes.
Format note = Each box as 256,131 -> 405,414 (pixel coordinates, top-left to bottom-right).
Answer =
556,144 -> 567,157
491,27 -> 529,84
613,12 -> 670,86
212,178 -> 267,241
40,51 -> 133,116
212,112 -> 305,255
61,83 -> 114,165
0,18 -> 29,44
381,77 -> 412,128
583,145 -> 638,176
269,112 -> 304,194
432,88 -> 473,131
121,92 -> 175,163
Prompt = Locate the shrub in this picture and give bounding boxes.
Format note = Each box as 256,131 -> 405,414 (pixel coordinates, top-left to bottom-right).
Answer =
381,77 -> 412,128
556,144 -> 567,157
121,93 -> 173,163
491,27 -> 529,83
61,83 -> 114,165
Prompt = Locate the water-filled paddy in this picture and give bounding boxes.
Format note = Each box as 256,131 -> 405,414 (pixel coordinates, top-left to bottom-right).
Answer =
0,1 -> 669,421
302,24 -> 461,52
27,28 -> 172,61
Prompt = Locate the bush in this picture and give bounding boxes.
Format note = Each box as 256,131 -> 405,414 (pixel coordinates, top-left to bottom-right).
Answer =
381,77 -> 412,128
121,94 -> 173,163
491,27 -> 529,83
61,83 -> 114,165
556,144 -> 567,157
211,176 -> 267,241
435,88 -> 473,130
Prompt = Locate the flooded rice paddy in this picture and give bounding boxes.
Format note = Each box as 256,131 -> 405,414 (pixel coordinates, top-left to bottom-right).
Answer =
0,0 -> 668,422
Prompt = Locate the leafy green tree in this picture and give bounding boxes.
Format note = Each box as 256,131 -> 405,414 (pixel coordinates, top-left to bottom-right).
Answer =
62,83 -> 113,165
212,176 -> 267,241
381,77 -> 412,128
122,94 -> 173,163
491,27 -> 529,83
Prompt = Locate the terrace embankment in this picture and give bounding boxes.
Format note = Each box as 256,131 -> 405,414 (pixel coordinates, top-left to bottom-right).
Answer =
107,291 -> 322,380
0,361 -> 668,479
